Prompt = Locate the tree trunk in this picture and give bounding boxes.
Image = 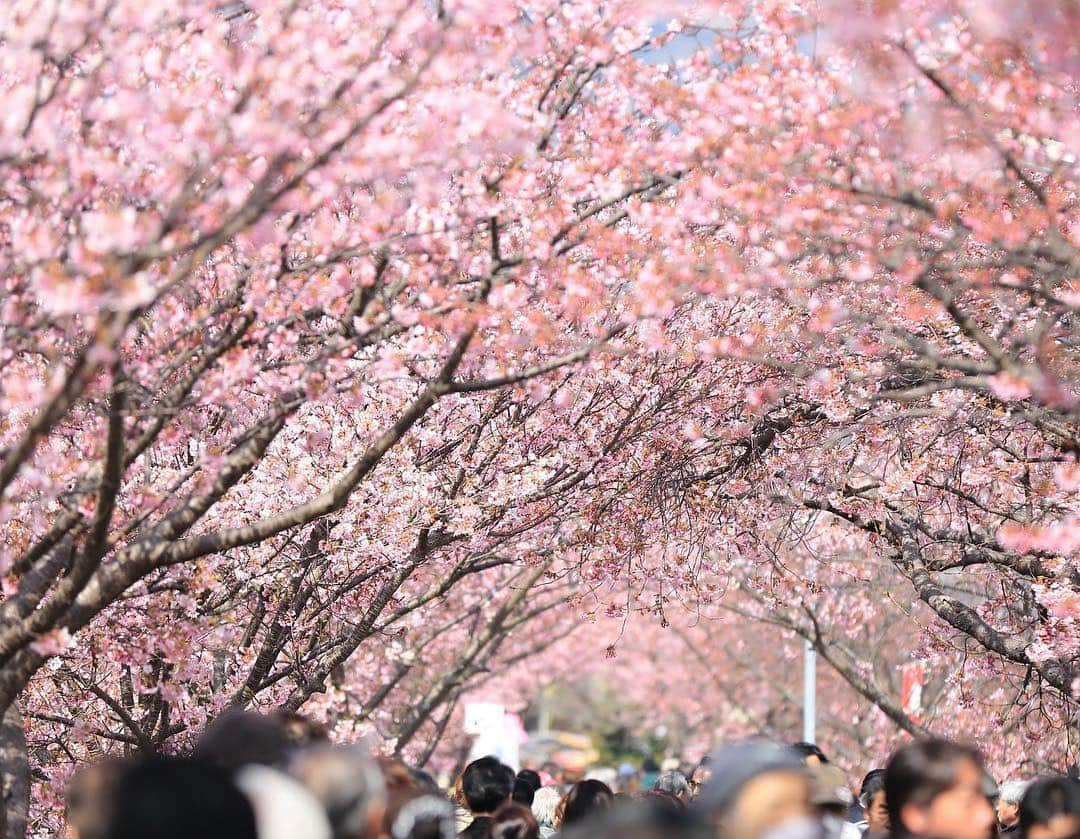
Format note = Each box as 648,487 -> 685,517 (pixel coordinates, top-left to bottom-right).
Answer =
0,701 -> 30,839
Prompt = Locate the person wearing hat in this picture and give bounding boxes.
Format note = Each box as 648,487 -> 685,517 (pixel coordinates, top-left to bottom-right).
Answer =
809,764 -> 862,839
695,741 -> 817,839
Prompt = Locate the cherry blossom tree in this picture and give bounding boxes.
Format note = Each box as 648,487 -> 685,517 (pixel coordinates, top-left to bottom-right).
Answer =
2,0 -> 1079,835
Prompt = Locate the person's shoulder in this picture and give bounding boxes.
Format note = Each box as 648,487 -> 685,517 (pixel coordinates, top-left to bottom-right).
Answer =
460,816 -> 493,839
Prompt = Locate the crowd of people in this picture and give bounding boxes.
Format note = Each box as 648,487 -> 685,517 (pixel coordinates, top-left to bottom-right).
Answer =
63,709 -> 1080,839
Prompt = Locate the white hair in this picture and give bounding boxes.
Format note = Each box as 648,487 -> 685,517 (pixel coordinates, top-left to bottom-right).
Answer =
655,770 -> 691,797
999,780 -> 1031,804
531,786 -> 561,828
235,764 -> 333,839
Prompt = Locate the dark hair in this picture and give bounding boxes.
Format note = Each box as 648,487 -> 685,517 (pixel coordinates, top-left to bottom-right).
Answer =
884,739 -> 984,832
560,799 -> 712,839
792,742 -> 829,764
66,759 -> 126,839
517,769 -> 543,792
489,802 -> 540,839
103,756 -> 256,839
461,756 -> 514,814
860,769 -> 887,808
194,710 -> 291,773
636,790 -> 686,813
409,767 -> 440,795
1019,777 -> 1080,838
562,779 -> 614,828
512,777 -> 536,806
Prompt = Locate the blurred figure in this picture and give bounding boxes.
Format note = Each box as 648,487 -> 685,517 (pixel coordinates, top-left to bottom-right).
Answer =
410,767 -> 441,796
65,759 -> 124,839
489,802 -> 540,839
271,710 -> 330,750
1018,777 -> 1080,839
998,782 -> 1032,837
531,786 -> 561,838
512,778 -> 537,807
636,789 -> 687,814
458,756 -> 515,839
452,774 -> 472,833
517,770 -> 543,795
387,792 -> 457,839
378,756 -> 455,839
656,770 -> 693,804
289,744 -> 386,839
194,710 -> 293,773
696,741 -> 812,839
691,757 -> 714,803
809,764 -> 859,839
541,761 -> 563,786
793,744 -> 829,768
884,738 -> 995,839
102,756 -> 256,839
559,779 -> 615,830
857,770 -> 889,838
560,798 -> 714,839
587,767 -> 619,791
642,757 -> 661,790
234,763 -> 333,839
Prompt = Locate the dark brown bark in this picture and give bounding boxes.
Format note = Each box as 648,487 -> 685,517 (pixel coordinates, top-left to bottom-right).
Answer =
0,702 -> 29,839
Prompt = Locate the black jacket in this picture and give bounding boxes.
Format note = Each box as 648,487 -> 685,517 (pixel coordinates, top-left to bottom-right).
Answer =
461,816 -> 493,839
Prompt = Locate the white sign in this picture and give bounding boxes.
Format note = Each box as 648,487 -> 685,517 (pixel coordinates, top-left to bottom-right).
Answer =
464,702 -> 505,736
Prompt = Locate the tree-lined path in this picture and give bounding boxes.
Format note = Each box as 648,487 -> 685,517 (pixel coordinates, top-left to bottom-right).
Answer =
0,1 -> 1077,834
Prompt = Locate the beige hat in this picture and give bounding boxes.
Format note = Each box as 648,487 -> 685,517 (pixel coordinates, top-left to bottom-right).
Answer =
809,763 -> 854,808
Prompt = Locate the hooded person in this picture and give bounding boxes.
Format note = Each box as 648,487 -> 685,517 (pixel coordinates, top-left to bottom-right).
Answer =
695,741 -> 816,839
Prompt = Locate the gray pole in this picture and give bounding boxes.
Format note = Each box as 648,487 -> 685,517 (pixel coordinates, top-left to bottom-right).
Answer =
802,560 -> 817,744
802,637 -> 816,743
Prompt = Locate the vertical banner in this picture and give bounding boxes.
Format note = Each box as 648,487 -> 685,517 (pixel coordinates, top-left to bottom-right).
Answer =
900,662 -> 926,724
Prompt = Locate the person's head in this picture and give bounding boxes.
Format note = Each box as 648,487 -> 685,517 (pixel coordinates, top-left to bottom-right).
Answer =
638,789 -> 687,813
234,764 -> 333,839
691,757 -> 714,802
560,779 -> 615,828
1018,777 -> 1080,839
792,744 -> 829,767
408,767 -> 440,796
194,710 -> 292,773
541,762 -> 562,784
518,770 -> 543,793
859,770 -> 889,835
387,793 -> 457,839
461,756 -> 515,815
884,738 -> 994,839
998,782 -> 1033,829
66,759 -> 125,839
809,764 -> 853,818
696,741 -> 810,839
657,770 -> 693,802
490,802 -> 540,839
531,785 -> 561,830
102,756 -> 257,839
271,710 -> 330,749
513,777 -> 537,806
289,744 -> 386,839
559,798 -> 714,839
